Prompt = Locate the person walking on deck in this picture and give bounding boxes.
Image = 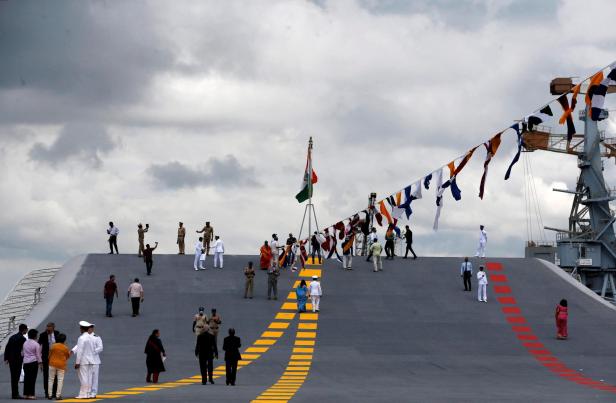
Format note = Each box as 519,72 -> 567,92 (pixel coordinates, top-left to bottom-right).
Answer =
403,225 -> 417,259
370,237 -> 383,272
555,299 -> 569,340
296,280 -> 308,312
193,307 -> 208,338
244,261 -> 255,299
195,329 -> 218,385
309,275 -> 322,313
208,309 -> 222,346
104,275 -> 119,317
223,329 -> 241,386
460,257 -> 473,292
128,279 -> 144,316
145,329 -> 166,384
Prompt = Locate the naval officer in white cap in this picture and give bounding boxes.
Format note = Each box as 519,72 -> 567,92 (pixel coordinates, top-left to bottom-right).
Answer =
87,324 -> 103,398
73,321 -> 96,399
308,275 -> 322,313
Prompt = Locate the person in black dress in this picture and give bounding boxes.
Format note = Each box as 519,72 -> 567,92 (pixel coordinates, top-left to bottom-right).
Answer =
223,328 -> 242,386
145,329 -> 166,383
3,324 -> 28,399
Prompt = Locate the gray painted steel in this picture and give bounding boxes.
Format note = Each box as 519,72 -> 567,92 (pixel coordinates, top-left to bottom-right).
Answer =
2,255 -> 616,402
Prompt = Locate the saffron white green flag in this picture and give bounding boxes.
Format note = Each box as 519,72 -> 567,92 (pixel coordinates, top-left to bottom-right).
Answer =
295,149 -> 318,203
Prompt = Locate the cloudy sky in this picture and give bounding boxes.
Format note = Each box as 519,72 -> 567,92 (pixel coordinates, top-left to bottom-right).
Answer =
1,0 -> 616,297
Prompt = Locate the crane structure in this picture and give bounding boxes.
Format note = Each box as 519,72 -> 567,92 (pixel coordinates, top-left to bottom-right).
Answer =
523,77 -> 616,297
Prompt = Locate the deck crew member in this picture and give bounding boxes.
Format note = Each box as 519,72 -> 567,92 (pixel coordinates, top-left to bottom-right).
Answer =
244,261 -> 255,298
193,307 -> 208,338
137,223 -> 149,257
194,237 -> 205,270
177,222 -> 186,254
73,321 -> 96,399
476,225 -> 487,258
460,257 -> 473,292
196,222 -> 214,256
477,266 -> 488,302
213,236 -> 224,269
88,325 -> 103,398
309,275 -> 322,313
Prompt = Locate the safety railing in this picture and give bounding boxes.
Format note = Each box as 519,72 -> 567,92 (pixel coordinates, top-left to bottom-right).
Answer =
0,267 -> 59,347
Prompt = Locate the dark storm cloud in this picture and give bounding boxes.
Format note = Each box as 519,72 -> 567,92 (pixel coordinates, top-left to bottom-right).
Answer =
148,155 -> 261,189
29,123 -> 115,168
0,0 -> 174,119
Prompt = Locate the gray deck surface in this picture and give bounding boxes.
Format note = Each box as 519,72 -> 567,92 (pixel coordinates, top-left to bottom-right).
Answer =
2,254 -> 616,402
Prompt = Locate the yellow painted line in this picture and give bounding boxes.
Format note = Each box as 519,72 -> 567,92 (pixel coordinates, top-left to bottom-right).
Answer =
238,360 -> 253,365
304,258 -> 322,266
289,361 -> 311,367
281,302 -> 297,310
126,387 -> 163,391
96,396 -> 123,399
293,280 -> 301,288
299,268 -> 322,277
107,391 -> 143,395
295,339 -> 315,346
255,339 -> 277,345
269,322 -> 290,329
290,354 -> 313,360
60,400 -> 100,402
297,331 -> 316,338
286,367 -> 311,371
276,312 -> 296,320
299,313 -> 318,320
253,400 -> 289,402
261,393 -> 295,396
242,353 -> 261,359
157,382 -> 187,386
175,379 -> 201,383
293,347 -> 314,353
261,331 -> 284,338
246,347 -> 269,353
287,292 -> 297,300
298,323 -> 317,330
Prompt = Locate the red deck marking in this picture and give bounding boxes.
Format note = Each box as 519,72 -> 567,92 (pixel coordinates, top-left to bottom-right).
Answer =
528,349 -> 552,355
494,285 -> 512,294
506,316 -> 527,324
489,259 -> 616,395
497,296 -> 517,304
490,274 -> 508,282
486,262 -> 503,271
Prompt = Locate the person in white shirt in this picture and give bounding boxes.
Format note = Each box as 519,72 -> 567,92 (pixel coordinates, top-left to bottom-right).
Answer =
87,326 -> 103,398
194,237 -> 205,271
107,222 -> 119,254
270,234 -> 280,268
213,236 -> 224,269
477,266 -> 488,302
308,275 -> 322,313
475,225 -> 487,258
460,257 -> 473,292
365,227 -> 378,262
127,279 -> 144,317
73,321 -> 96,399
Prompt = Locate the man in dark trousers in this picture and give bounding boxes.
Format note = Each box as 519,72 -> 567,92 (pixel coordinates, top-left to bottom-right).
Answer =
403,225 -> 417,259
143,242 -> 158,275
310,232 -> 322,264
38,322 -> 60,399
104,275 -> 119,317
195,329 -> 218,385
460,257 -> 473,292
3,323 -> 28,399
223,328 -> 241,386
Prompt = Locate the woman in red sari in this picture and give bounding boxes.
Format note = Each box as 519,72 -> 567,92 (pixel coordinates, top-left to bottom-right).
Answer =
260,241 -> 272,270
555,299 -> 568,340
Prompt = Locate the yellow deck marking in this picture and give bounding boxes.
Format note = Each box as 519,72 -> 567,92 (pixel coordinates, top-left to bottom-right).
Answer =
298,322 -> 317,330
288,361 -> 312,366
246,346 -> 269,353
261,331 -> 283,338
242,353 -> 261,359
297,331 -> 316,338
304,258 -> 322,266
126,387 -> 163,391
61,400 -> 100,402
107,391 -> 143,395
255,339 -> 276,345
286,366 -> 311,371
299,268 -> 322,278
299,313 -> 318,320
287,292 -> 297,300
292,347 -> 314,353
295,339 -> 315,346
293,280 -> 301,288
280,302 -> 297,310
269,322 -> 290,329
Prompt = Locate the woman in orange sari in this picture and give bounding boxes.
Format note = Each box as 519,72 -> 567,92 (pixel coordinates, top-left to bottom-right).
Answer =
555,299 -> 568,340
260,241 -> 272,270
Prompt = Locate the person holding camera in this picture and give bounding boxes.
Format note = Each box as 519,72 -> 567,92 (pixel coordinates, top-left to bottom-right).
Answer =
143,242 -> 158,275
137,223 -> 149,257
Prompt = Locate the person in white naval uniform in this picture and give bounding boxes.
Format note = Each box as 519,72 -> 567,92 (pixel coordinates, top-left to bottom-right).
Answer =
73,321 -> 96,399
213,236 -> 224,269
477,266 -> 488,302
194,237 -> 205,271
88,326 -> 103,398
308,275 -> 322,313
475,225 -> 487,258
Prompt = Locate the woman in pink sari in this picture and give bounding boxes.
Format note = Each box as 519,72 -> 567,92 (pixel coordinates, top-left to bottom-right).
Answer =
555,299 -> 568,340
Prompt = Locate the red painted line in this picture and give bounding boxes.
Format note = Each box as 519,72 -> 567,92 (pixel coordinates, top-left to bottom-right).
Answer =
490,274 -> 508,282
506,316 -> 527,324
488,259 -> 616,395
497,296 -> 517,304
486,262 -> 503,271
494,285 -> 512,294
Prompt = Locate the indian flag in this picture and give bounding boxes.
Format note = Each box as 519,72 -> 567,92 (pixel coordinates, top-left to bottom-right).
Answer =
295,148 -> 318,203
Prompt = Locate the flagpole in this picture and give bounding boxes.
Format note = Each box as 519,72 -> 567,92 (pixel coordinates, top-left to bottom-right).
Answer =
297,137 -> 319,258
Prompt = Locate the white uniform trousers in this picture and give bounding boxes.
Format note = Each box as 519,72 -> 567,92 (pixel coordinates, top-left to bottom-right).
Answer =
214,252 -> 223,268
271,252 -> 279,268
310,295 -> 320,312
478,283 -> 487,302
194,252 -> 204,269
342,255 -> 352,269
373,255 -> 383,272
89,364 -> 100,397
76,364 -> 94,398
476,242 -> 486,258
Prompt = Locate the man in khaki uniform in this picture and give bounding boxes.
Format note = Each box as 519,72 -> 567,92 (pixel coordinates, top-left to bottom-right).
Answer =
208,309 -> 222,346
137,224 -> 149,257
177,222 -> 186,254
196,222 -> 214,256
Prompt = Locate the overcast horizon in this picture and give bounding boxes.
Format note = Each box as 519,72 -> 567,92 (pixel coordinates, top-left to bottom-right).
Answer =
2,0 -> 616,299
